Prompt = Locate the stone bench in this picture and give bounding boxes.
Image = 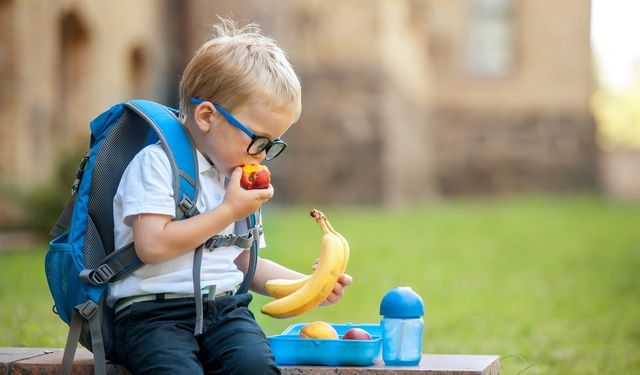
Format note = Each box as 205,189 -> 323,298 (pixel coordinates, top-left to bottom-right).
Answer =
1,347 -> 500,374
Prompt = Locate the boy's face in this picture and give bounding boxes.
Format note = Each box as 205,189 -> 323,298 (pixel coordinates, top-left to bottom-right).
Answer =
195,99 -> 297,177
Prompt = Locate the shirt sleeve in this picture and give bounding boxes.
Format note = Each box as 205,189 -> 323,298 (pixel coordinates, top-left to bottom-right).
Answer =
117,145 -> 176,226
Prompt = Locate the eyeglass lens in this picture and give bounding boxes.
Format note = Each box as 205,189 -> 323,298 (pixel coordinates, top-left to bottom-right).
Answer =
248,138 -> 270,155
247,138 -> 286,160
266,143 -> 285,160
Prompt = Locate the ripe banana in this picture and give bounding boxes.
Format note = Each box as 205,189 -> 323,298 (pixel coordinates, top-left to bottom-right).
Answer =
261,209 -> 348,318
263,210 -> 350,298
325,216 -> 350,274
264,274 -> 311,299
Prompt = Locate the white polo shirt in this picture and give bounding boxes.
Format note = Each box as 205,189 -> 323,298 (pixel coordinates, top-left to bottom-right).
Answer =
107,143 -> 264,306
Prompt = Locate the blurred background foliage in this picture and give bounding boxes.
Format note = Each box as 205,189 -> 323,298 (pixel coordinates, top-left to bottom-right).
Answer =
593,76 -> 640,148
2,148 -> 83,237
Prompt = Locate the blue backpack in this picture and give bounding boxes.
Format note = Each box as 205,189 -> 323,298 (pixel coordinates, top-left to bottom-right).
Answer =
45,100 -> 261,375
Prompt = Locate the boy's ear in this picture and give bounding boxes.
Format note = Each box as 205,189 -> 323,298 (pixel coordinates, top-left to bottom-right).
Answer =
193,101 -> 216,132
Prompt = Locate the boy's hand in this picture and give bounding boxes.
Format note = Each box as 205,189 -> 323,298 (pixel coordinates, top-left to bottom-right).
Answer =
320,273 -> 353,306
222,167 -> 273,220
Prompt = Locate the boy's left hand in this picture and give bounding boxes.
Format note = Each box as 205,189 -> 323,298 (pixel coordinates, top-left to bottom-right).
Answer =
320,273 -> 353,306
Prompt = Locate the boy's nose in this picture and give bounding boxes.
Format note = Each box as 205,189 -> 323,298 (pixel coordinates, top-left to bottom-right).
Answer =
252,150 -> 267,163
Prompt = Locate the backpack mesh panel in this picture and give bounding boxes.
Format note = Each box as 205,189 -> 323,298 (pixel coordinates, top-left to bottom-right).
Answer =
83,216 -> 106,269
83,109 -> 151,268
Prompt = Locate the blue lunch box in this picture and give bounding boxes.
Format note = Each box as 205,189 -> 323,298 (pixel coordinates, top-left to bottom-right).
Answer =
268,323 -> 382,366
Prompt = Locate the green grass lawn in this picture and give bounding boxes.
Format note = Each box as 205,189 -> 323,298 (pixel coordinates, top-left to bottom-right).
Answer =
1,195 -> 639,374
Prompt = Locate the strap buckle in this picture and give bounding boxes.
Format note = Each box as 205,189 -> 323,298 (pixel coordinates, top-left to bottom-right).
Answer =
179,195 -> 199,218
94,264 -> 115,283
205,224 -> 262,250
79,264 -> 115,285
249,225 -> 263,240
76,300 -> 98,319
205,234 -> 233,249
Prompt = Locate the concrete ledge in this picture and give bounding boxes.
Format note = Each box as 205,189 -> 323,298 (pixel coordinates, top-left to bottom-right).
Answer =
1,348 -> 500,374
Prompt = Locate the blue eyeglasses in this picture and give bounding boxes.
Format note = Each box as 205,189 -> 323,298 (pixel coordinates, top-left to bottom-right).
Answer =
190,97 -> 287,161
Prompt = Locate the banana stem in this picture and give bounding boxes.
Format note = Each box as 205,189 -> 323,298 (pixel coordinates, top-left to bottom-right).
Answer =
310,209 -> 330,234
311,209 -> 338,235
325,219 -> 337,235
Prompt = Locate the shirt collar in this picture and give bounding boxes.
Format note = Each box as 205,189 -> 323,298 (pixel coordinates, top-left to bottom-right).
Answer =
196,150 -> 216,174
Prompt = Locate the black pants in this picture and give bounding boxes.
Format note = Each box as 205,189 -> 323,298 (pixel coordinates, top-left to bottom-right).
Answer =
113,293 -> 280,375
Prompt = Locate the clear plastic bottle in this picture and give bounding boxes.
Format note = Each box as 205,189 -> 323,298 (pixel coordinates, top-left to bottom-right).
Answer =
379,287 -> 425,366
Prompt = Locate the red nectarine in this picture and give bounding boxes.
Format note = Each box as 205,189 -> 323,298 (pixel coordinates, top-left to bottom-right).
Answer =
240,164 -> 271,190
342,328 -> 372,340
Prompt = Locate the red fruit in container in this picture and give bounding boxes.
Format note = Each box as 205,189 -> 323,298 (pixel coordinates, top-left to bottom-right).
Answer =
342,328 -> 372,340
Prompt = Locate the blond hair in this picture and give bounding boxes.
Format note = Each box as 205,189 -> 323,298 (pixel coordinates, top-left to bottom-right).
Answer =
179,17 -> 301,122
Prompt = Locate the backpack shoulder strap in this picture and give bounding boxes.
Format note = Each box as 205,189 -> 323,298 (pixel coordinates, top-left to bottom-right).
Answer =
125,100 -> 200,219
80,100 -> 201,286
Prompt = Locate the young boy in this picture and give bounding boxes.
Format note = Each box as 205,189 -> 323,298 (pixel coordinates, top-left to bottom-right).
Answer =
108,18 -> 352,374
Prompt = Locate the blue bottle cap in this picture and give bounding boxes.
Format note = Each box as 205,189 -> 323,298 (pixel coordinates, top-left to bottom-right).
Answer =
379,287 -> 425,318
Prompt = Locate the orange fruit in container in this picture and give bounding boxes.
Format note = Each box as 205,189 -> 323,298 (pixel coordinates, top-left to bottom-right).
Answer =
298,321 -> 338,339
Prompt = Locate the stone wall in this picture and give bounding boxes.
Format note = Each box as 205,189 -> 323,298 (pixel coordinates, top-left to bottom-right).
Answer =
0,0 -> 175,187
429,110 -> 598,195
425,0 -> 593,114
267,67 -> 385,205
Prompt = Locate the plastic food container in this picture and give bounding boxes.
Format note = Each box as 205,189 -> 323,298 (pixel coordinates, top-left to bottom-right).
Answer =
268,323 -> 382,366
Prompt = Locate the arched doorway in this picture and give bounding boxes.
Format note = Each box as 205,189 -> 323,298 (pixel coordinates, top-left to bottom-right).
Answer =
59,10 -> 90,142
0,0 -> 15,179
129,45 -> 148,99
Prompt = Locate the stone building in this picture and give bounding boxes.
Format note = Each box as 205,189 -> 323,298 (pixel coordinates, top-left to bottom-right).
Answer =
0,0 -> 596,211
0,0 -> 177,186
195,0 -> 595,205
0,0 -> 180,222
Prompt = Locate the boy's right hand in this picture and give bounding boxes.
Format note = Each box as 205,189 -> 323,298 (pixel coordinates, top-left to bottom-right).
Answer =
222,167 -> 274,220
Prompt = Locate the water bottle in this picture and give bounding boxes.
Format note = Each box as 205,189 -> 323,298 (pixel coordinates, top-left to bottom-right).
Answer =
379,287 -> 425,366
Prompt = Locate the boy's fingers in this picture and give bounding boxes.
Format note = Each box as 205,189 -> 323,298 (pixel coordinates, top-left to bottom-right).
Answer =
338,273 -> 353,286
261,184 -> 274,199
322,283 -> 346,306
248,184 -> 273,200
229,167 -> 242,183
332,282 -> 345,297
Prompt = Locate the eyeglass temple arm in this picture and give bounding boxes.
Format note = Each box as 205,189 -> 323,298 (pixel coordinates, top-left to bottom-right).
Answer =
190,97 -> 254,138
